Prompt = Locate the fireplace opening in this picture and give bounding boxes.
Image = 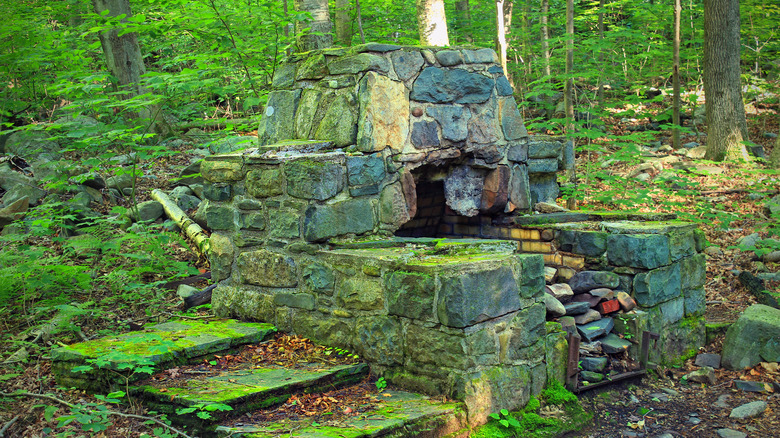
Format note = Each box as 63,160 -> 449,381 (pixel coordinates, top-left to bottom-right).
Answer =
394,164 -> 494,239
395,166 -> 447,238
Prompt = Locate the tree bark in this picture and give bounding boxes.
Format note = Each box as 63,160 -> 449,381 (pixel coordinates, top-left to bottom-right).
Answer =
672,0 -> 681,149
294,0 -> 333,51
565,0 -> 576,209
541,0 -> 552,118
355,0 -> 366,44
703,0 -> 749,161
456,0 -> 472,42
91,0 -> 169,135
496,0 -> 509,78
596,0 -> 604,105
416,0 -> 449,46
335,0 -> 351,46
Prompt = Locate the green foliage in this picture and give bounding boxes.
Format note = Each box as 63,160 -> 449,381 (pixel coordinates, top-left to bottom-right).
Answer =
176,402 -> 233,420
473,380 -> 591,438
375,377 -> 387,392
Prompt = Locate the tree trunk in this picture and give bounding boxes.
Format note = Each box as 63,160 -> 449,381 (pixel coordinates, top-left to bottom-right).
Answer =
596,0 -> 604,105
335,0 -> 351,46
496,0 -> 509,78
416,0 -> 449,46
672,0 -> 681,149
541,0 -> 551,118
565,0 -> 576,209
294,0 -> 333,51
92,0 -> 169,135
355,0 -> 366,44
703,0 -> 749,161
456,0 -> 472,42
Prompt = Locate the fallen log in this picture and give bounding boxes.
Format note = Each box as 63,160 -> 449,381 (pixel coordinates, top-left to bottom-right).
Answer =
183,284 -> 216,309
150,189 -> 210,257
161,272 -> 211,290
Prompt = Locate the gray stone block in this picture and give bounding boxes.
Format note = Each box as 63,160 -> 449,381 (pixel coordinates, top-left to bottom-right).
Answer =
284,158 -> 345,201
237,249 -> 297,287
258,89 -> 301,145
633,263 -> 681,307
437,264 -> 521,328
577,317 -> 614,342
528,173 -> 558,205
695,353 -> 721,369
390,50 -> 425,81
496,76 -> 513,96
435,50 -> 464,66
273,292 -> 315,310
303,198 -> 376,242
722,304 -> 780,370
528,140 -> 563,159
328,53 -> 390,75
386,271 -> 436,321
411,120 -> 441,148
347,153 -> 385,196
462,48 -> 498,64
580,356 -> 608,372
528,158 -> 558,173
601,333 -> 631,354
411,67 -> 495,104
426,106 -> 471,142
568,270 -> 620,293
506,142 -> 528,163
556,230 -> 608,257
607,234 -> 671,269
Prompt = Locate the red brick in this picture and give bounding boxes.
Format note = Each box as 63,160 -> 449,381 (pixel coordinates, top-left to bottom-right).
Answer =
597,299 -> 620,315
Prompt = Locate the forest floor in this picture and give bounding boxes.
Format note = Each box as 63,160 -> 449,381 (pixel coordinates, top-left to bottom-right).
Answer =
0,98 -> 779,437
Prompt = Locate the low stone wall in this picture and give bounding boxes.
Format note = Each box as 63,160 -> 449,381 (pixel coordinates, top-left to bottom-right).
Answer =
213,239 -> 564,424
434,212 -> 708,364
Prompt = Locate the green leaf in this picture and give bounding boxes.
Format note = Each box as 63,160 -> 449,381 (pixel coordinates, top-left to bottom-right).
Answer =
44,405 -> 58,421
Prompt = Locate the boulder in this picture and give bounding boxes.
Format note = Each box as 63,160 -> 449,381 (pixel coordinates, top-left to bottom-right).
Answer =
721,304 -> 780,370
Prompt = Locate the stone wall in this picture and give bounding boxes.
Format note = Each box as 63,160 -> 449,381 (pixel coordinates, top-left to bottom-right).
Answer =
257,43 -> 561,215
200,44 -> 705,425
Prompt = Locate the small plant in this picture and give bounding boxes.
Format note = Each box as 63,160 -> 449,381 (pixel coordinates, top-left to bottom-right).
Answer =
176,402 -> 233,420
489,408 -> 521,430
375,377 -> 387,392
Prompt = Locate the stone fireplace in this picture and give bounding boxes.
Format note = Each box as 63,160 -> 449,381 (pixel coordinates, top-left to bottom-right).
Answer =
199,44 -> 706,425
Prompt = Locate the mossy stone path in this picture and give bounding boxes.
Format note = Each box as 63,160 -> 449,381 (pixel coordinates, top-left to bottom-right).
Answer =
216,390 -> 467,438
140,362 -> 369,425
51,319 -> 467,437
51,319 -> 276,392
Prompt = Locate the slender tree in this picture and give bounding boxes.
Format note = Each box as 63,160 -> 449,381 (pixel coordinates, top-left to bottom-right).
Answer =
564,0 -> 576,209
416,0 -> 449,46
294,0 -> 333,51
672,0 -> 681,149
496,0 -> 509,78
703,0 -> 749,161
335,0 -> 351,46
540,0 -> 552,117
456,0 -> 473,42
91,0 -> 169,135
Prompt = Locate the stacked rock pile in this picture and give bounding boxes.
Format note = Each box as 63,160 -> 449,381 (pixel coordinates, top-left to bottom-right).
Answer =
543,270 -> 640,384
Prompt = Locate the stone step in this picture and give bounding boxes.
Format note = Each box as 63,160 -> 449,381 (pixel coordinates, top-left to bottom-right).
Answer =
51,319 -> 276,392
138,362 -> 370,429
215,390 -> 467,438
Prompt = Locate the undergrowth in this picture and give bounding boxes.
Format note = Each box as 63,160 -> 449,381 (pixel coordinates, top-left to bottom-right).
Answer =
473,380 -> 592,438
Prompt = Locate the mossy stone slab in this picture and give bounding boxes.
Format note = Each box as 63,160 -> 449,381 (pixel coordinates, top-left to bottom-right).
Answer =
216,390 -> 465,438
141,363 -> 369,424
51,319 -> 276,391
